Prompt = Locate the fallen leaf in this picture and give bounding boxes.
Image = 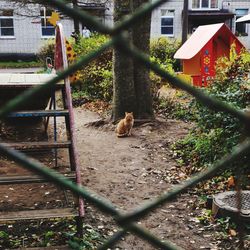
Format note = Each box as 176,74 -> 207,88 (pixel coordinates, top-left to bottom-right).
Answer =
227,176 -> 235,188
229,229 -> 237,237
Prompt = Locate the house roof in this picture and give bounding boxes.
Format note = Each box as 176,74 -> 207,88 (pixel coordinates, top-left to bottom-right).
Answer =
188,10 -> 234,21
174,23 -> 225,59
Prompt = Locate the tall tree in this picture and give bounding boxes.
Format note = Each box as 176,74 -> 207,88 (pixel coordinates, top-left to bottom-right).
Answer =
71,0 -> 81,42
112,0 -> 154,121
132,0 -> 153,120
182,0 -> 189,45
112,0 -> 137,121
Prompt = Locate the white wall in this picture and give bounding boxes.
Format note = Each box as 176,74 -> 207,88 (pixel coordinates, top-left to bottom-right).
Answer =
150,0 -> 183,39
0,1 -> 100,55
150,0 -> 250,50
1,0 -> 250,54
222,0 -> 250,49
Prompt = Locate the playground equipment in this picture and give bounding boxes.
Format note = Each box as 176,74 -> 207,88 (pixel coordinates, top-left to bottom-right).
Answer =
0,23 -> 84,232
174,23 -> 244,87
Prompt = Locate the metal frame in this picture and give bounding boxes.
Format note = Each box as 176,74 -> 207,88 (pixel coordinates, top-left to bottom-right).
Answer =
0,0 -> 249,249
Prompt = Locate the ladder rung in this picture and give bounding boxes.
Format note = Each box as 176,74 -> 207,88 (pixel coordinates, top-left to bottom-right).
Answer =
7,110 -> 69,118
0,172 -> 76,185
0,208 -> 78,222
2,141 -> 71,151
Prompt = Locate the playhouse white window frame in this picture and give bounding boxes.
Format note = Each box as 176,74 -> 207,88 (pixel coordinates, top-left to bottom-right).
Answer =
0,9 -> 14,38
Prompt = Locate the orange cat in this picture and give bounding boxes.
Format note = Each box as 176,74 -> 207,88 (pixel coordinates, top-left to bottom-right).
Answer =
115,112 -> 134,137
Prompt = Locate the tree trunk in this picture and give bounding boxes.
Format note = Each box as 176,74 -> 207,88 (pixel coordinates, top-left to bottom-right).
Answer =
112,0 -> 154,121
112,0 -> 137,121
72,0 -> 80,42
182,0 -> 189,45
132,0 -> 153,119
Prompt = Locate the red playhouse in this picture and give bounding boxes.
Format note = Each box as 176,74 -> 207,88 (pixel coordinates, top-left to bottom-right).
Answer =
174,23 -> 245,87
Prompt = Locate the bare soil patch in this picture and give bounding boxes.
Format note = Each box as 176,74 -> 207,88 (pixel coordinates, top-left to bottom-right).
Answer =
73,108 -> 218,250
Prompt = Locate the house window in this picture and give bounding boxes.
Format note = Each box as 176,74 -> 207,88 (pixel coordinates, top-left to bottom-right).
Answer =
192,0 -> 218,9
235,9 -> 248,36
41,8 -> 55,37
0,9 -> 14,37
161,10 -> 174,36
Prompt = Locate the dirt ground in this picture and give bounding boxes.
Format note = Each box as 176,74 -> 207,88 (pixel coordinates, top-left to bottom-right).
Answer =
73,108 -> 219,250
0,107 -> 234,249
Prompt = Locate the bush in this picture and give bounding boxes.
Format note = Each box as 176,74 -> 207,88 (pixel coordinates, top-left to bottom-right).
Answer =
149,37 -> 181,101
154,89 -> 196,122
73,34 -> 113,102
36,35 -> 182,104
173,48 -> 250,174
150,37 -> 181,71
37,39 -> 55,67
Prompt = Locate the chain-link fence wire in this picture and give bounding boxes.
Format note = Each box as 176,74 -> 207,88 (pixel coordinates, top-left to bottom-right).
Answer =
0,0 -> 249,249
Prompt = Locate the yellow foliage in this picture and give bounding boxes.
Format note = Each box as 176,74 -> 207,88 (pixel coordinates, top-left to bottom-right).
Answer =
177,73 -> 192,84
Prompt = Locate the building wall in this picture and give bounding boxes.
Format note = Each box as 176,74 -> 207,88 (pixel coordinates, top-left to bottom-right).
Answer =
103,0 -> 113,27
0,0 -> 109,56
151,0 -> 250,49
222,0 -> 250,49
150,0 -> 183,39
1,0 -> 250,55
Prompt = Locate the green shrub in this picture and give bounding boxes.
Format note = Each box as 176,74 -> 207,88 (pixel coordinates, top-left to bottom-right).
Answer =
154,92 -> 196,122
73,34 -> 113,102
0,61 -> 42,68
150,37 -> 181,71
37,39 -> 55,67
173,48 -> 250,174
150,37 -> 181,101
36,35 -> 182,104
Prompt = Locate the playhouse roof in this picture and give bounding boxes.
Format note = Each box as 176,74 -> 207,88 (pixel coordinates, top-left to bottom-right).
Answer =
174,23 -> 232,59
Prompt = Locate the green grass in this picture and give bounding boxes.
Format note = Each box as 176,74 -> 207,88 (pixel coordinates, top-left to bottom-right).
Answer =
0,61 -> 43,69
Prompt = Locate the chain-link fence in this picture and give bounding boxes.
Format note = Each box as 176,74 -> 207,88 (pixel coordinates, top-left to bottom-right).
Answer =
0,0 -> 249,249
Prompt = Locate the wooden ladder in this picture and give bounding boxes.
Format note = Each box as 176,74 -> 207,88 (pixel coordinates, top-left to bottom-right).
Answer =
0,24 -> 84,235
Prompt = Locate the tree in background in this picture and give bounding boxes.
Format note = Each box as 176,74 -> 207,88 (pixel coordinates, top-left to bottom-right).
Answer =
112,0 -> 154,121
7,0 -> 154,120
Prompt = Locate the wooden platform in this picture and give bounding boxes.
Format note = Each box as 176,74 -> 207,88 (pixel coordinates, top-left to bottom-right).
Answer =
0,73 -> 58,88
0,73 -> 63,109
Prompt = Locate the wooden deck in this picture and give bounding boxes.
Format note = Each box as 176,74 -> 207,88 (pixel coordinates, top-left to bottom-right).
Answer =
0,73 -> 63,109
0,73 -> 60,88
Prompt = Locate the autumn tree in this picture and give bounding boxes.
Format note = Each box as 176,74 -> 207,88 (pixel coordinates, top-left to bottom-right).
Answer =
112,0 -> 154,121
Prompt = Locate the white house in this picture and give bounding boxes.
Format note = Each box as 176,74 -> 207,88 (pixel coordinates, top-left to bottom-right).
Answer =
0,0 -> 250,59
151,0 -> 250,49
0,0 -> 113,59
